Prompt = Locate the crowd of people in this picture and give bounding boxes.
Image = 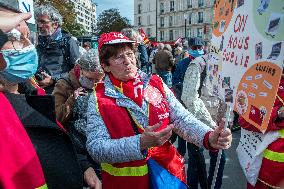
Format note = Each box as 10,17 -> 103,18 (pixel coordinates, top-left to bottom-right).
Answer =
0,1 -> 283,189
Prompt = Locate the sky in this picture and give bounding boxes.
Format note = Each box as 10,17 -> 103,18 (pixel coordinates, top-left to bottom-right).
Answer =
94,0 -> 134,24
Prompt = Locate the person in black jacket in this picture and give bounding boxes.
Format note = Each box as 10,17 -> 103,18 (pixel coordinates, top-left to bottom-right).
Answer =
34,4 -> 80,94
0,1 -> 83,188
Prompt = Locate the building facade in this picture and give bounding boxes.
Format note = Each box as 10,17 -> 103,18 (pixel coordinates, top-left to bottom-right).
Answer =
134,0 -> 214,44
134,0 -> 157,40
70,0 -> 96,34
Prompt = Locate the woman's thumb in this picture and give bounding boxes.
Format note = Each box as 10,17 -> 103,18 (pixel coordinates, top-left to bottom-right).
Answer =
214,124 -> 224,135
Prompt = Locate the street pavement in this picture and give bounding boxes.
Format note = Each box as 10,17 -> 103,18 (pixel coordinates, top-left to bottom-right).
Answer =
178,130 -> 247,189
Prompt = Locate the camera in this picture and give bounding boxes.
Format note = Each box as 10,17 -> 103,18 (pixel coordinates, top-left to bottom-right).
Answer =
35,68 -> 47,81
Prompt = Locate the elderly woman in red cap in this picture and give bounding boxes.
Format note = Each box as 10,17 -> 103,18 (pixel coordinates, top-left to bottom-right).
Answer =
77,32 -> 233,189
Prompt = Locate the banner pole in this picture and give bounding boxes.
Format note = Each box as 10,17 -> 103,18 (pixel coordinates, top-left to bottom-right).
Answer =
212,104 -> 231,189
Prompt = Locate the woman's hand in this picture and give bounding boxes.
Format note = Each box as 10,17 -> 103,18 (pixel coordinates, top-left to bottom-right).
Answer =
140,122 -> 174,150
84,167 -> 102,189
73,87 -> 88,99
208,124 -> 232,150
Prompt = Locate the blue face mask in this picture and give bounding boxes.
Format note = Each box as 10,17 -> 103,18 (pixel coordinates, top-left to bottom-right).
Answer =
189,49 -> 204,58
0,45 -> 38,83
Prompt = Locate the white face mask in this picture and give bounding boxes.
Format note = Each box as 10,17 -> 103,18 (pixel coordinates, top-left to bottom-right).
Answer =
79,75 -> 95,89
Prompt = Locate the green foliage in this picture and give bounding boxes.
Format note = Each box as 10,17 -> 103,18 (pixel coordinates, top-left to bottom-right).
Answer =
96,8 -> 132,35
36,0 -> 86,36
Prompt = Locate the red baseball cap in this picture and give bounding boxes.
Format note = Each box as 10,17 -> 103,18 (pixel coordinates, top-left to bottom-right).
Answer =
98,32 -> 135,51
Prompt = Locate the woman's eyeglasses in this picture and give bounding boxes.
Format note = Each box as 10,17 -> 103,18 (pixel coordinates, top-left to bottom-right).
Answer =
112,51 -> 135,64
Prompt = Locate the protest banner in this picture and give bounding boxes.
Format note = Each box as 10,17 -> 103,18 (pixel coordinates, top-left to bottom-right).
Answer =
208,0 -> 284,132
208,1 -> 284,186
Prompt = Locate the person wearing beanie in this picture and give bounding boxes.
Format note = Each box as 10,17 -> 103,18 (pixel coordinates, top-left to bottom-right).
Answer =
53,49 -> 104,189
53,49 -> 104,128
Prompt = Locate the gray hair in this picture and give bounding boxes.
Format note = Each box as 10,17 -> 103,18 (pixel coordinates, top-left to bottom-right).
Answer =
157,43 -> 164,50
77,49 -> 104,73
35,4 -> 63,26
163,44 -> 172,52
121,28 -> 143,43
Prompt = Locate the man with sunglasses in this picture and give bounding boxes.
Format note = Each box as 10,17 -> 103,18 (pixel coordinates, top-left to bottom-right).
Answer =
35,4 -> 80,94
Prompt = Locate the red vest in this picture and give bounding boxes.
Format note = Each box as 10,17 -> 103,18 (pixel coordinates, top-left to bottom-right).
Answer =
95,75 -> 186,189
258,131 -> 284,188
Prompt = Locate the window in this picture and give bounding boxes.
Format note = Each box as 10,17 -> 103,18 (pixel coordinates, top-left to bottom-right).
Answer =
169,30 -> 173,41
188,13 -> 192,24
138,4 -> 142,14
198,0 -> 204,7
187,0 -> 192,8
197,28 -> 203,38
160,31 -> 164,41
175,30 -> 179,38
146,28 -> 151,36
160,17 -> 164,27
160,3 -> 164,14
198,12 -> 204,23
169,16 -> 173,27
170,1 -> 174,11
138,16 -> 142,26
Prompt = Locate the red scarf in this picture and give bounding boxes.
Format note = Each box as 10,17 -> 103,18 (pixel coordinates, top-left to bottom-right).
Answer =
109,73 -> 144,107
0,92 -> 46,189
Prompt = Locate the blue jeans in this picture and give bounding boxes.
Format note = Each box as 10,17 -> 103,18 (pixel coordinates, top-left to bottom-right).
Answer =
208,150 -> 226,189
156,70 -> 172,88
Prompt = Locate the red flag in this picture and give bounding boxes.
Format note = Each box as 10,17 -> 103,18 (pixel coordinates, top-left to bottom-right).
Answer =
138,28 -> 150,44
0,92 -> 47,189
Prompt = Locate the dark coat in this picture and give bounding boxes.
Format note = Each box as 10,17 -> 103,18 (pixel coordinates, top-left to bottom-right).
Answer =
5,93 -> 83,189
37,29 -> 80,81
